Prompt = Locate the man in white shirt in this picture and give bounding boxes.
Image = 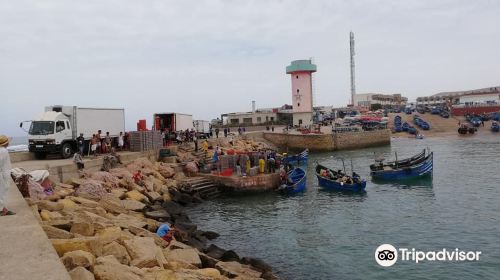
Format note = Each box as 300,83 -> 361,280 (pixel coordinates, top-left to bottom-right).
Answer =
0,135 -> 14,216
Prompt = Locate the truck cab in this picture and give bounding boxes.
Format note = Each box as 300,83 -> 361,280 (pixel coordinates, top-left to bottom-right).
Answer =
26,111 -> 74,159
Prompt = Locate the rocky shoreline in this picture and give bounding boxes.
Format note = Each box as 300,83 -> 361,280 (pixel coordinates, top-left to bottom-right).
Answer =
23,139 -> 281,280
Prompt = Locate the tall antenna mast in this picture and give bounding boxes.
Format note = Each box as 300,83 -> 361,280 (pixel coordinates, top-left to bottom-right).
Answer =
350,31 -> 356,106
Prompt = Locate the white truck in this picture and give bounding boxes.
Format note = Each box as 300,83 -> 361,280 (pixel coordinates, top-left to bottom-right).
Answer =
21,105 -> 125,159
193,120 -> 211,138
153,113 -> 194,132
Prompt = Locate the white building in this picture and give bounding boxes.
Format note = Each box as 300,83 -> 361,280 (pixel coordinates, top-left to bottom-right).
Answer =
353,93 -> 407,108
459,92 -> 500,105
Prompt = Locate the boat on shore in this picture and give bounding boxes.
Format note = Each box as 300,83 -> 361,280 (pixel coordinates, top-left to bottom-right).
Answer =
315,164 -> 366,192
278,167 -> 307,194
284,149 -> 309,166
491,121 -> 499,132
370,150 -> 433,180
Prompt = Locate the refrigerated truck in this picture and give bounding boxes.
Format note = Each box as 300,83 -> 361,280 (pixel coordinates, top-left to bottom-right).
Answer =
193,120 -> 211,138
21,105 -> 125,159
153,113 -> 194,132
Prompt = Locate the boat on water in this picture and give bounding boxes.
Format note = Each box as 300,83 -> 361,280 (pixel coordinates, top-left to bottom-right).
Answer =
278,167 -> 307,194
284,149 -> 309,166
370,150 -> 433,180
315,164 -> 366,192
491,121 -> 499,132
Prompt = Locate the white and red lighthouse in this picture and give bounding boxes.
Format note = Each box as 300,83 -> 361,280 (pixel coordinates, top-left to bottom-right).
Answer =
286,59 -> 317,127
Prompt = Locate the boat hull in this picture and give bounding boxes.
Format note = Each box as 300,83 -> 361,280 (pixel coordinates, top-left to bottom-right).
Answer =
316,175 -> 366,192
279,167 -> 307,194
371,152 -> 433,180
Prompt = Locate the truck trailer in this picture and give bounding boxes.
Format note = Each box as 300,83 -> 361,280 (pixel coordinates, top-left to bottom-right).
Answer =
193,120 -> 211,138
153,113 -> 194,132
21,105 -> 125,159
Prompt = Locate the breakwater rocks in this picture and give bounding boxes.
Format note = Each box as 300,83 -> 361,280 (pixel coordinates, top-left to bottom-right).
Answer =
26,157 -> 280,280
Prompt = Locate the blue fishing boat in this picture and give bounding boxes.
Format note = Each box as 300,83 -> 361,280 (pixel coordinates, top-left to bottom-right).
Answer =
491,121 -> 499,132
284,149 -> 309,166
315,164 -> 366,192
278,167 -> 307,194
370,150 -> 433,180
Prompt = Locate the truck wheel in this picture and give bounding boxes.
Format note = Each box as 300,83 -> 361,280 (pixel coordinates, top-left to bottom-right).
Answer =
61,143 -> 73,159
34,152 -> 47,160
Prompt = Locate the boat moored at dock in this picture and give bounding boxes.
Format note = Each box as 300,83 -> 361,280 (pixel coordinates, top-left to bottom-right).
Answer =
370,150 -> 433,181
278,167 -> 307,194
315,164 -> 366,192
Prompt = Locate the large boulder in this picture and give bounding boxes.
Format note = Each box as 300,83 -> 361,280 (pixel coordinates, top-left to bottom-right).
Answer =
93,255 -> 144,280
157,164 -> 175,178
164,248 -> 202,268
103,241 -> 131,265
95,226 -> 122,244
61,250 -> 96,270
68,267 -> 95,280
121,199 -> 146,211
75,180 -> 108,201
36,200 -> 64,211
99,196 -> 128,214
144,209 -> 170,220
241,257 -> 273,274
123,237 -> 168,268
112,213 -> 147,229
205,244 -> 226,260
42,225 -> 75,239
126,190 -> 148,202
70,221 -> 95,236
51,237 -> 103,257
215,261 -> 262,279
161,201 -> 184,216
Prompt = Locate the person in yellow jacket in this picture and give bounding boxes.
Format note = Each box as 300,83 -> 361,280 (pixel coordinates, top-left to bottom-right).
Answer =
202,140 -> 209,152
258,158 -> 265,173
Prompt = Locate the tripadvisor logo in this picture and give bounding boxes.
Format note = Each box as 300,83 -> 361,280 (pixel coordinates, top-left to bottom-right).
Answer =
375,244 -> 482,267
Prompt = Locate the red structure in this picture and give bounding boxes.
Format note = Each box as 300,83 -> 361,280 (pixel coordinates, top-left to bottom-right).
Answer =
451,105 -> 500,116
137,119 -> 147,131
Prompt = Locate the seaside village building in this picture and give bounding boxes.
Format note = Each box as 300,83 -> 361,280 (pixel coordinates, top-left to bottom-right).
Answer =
353,93 -> 408,110
221,59 -> 317,127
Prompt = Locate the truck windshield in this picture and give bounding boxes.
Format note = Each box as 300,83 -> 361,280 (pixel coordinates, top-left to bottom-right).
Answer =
29,121 -> 54,135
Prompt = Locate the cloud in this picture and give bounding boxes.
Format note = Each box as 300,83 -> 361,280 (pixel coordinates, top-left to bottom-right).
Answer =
1,0 -> 500,136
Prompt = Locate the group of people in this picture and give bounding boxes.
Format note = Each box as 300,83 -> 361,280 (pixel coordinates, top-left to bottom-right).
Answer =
211,146 -> 279,177
211,126 -> 246,138
318,168 -> 362,185
73,131 -> 126,171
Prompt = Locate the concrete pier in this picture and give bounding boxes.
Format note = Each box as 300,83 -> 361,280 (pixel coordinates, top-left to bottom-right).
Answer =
0,182 -> 71,280
202,173 -> 281,192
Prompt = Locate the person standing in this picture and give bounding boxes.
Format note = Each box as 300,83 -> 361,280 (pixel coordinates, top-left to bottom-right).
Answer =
96,130 -> 102,154
215,128 -> 219,138
223,127 -> 228,138
0,135 -> 14,216
76,133 -> 85,156
104,132 -> 111,153
118,132 -> 124,151
193,134 -> 198,151
91,134 -> 97,157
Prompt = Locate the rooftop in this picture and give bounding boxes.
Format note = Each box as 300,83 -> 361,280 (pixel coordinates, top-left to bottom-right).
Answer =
286,60 -> 317,74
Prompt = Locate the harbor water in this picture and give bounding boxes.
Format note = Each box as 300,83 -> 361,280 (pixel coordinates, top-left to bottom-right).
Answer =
186,135 -> 500,279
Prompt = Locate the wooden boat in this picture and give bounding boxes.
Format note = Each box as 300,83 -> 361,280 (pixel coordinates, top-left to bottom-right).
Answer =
315,164 -> 366,192
370,150 -> 433,180
491,122 -> 499,132
284,149 -> 309,165
371,149 -> 426,169
278,167 -> 307,194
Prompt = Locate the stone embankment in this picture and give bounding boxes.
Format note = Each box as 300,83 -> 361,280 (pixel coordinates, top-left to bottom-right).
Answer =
21,151 -> 280,279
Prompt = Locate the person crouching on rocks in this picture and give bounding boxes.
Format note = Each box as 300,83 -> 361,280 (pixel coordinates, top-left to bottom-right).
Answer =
132,170 -> 144,186
73,151 -> 85,170
156,223 -> 176,245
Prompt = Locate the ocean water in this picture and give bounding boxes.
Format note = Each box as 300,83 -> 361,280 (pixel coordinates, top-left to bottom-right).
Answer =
186,134 -> 500,279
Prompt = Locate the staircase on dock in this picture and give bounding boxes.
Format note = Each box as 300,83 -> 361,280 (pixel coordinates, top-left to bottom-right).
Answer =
179,177 -> 221,199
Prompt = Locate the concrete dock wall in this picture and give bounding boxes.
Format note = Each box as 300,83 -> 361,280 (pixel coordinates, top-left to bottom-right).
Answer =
263,129 -> 391,152
201,173 -> 281,192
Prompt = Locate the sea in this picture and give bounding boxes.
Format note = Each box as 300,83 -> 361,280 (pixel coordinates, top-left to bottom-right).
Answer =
186,134 -> 500,279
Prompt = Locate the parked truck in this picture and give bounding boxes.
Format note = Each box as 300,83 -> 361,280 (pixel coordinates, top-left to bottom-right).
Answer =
153,113 -> 194,132
193,120 -> 211,138
21,105 -> 125,159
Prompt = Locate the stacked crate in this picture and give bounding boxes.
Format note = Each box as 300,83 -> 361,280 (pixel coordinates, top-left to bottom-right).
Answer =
129,131 -> 163,152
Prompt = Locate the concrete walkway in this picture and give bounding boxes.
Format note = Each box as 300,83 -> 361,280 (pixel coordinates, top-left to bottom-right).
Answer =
0,183 -> 71,280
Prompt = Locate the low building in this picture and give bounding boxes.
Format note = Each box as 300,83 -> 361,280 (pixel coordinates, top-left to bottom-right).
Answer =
353,93 -> 407,109
416,86 -> 500,106
221,105 -> 293,126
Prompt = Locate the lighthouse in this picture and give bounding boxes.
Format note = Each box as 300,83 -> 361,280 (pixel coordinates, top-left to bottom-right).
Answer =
286,59 -> 317,127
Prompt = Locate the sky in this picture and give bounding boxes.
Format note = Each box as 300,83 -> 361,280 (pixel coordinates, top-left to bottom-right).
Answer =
1,0 -> 499,136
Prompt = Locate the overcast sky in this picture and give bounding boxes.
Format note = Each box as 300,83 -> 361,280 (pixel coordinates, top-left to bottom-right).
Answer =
1,0 -> 499,136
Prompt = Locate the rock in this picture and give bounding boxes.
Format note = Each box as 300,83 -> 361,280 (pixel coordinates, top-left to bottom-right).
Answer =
31,204 -> 42,222
190,268 -> 222,279
198,252 -> 219,269
158,165 -> 175,178
144,218 -> 160,233
164,248 -> 202,268
201,231 -> 220,240
120,199 -> 146,211
168,240 -> 193,250
95,226 -> 122,244
126,190 -> 147,202
144,209 -> 170,220
68,267 -> 95,280
112,214 -> 147,229
220,250 -> 240,262
123,237 -> 168,268
145,191 -> 161,202
185,237 -> 208,252
103,241 -> 131,265
70,196 -> 100,208
43,217 -> 73,231
262,271 -> 281,280
110,189 -> 126,199
36,200 -> 64,211
169,188 -> 193,206
51,237 -> 103,257
93,255 -> 144,280
71,221 -> 95,236
58,198 -> 78,210
175,221 -> 197,235
127,226 -> 169,248
241,257 -> 273,273
69,178 -> 84,187
205,244 -> 226,260
215,261 -> 262,279
40,210 -> 64,221
161,201 -> 184,216
61,250 -> 96,270
141,267 -> 176,280
42,225 -> 75,239
99,196 -> 128,214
